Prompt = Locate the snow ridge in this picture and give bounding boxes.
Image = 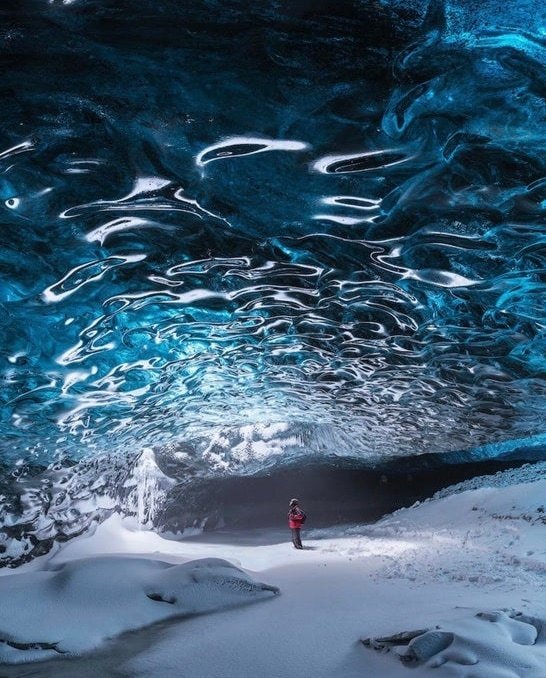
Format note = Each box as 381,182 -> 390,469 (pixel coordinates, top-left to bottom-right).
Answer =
431,462 -> 546,501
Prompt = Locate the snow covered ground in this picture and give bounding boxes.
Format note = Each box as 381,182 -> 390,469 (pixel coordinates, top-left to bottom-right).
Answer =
3,464 -> 546,676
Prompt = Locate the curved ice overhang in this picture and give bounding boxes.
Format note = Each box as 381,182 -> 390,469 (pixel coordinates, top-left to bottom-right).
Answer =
0,0 -> 544,478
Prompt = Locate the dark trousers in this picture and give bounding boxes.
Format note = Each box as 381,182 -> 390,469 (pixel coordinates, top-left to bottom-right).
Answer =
291,528 -> 302,549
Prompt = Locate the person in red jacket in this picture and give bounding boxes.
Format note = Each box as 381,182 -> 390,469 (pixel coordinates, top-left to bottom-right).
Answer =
288,498 -> 306,549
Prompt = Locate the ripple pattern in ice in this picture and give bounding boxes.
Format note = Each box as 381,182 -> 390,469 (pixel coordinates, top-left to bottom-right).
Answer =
0,0 -> 544,470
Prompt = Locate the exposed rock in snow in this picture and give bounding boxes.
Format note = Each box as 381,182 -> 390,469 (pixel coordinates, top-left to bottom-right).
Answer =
362,609 -> 546,675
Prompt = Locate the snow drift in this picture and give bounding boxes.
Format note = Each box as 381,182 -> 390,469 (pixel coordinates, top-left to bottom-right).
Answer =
0,556 -> 279,664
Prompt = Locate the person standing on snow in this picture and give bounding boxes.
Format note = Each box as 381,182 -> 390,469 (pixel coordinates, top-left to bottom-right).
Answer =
288,498 -> 306,549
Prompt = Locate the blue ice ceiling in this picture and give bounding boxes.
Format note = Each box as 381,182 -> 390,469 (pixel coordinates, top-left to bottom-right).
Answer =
0,0 -> 545,469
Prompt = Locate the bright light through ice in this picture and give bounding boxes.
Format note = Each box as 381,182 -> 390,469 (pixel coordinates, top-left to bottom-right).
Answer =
196,136 -> 309,166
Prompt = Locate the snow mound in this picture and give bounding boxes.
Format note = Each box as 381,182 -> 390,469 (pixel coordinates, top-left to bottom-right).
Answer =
308,476 -> 546,588
363,609 -> 546,676
432,462 -> 546,501
0,556 -> 279,664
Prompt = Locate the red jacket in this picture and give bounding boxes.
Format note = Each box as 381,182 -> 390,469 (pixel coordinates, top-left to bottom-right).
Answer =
288,507 -> 306,529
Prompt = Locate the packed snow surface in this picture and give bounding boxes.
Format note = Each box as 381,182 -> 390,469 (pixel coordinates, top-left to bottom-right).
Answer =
3,464 -> 546,676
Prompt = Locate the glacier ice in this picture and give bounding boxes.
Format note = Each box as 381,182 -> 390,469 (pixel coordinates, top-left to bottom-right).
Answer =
0,0 -> 544,554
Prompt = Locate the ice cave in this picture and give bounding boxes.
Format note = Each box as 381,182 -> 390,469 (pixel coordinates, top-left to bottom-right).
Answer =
0,0 -> 545,676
